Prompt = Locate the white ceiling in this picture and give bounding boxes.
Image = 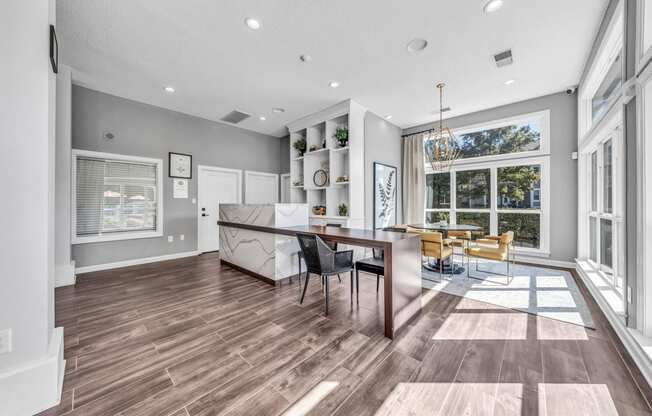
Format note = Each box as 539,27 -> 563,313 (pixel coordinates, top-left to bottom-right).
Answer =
57,0 -> 608,137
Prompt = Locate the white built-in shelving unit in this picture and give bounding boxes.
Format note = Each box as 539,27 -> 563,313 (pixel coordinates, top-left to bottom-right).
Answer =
287,100 -> 366,227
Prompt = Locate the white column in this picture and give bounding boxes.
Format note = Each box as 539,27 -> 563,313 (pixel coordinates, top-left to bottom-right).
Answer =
55,65 -> 75,287
0,0 -> 65,414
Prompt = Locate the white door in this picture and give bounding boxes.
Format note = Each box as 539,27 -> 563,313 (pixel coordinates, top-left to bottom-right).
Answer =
280,173 -> 290,203
244,170 -> 279,204
198,166 -> 242,253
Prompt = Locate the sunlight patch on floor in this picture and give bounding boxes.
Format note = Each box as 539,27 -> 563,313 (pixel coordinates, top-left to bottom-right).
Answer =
282,381 -> 339,416
536,290 -> 577,308
535,275 -> 568,288
540,383 -> 618,415
433,313 -> 527,340
375,382 -> 522,416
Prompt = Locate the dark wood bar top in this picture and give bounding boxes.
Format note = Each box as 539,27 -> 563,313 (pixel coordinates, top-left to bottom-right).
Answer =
218,219 -> 423,339
217,221 -> 421,247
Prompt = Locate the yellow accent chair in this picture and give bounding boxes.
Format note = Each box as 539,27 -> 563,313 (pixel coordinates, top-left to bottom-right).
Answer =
419,231 -> 454,280
464,231 -> 515,282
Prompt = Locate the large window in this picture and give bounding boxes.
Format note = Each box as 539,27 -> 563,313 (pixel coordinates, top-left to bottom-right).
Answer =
586,134 -> 623,293
425,158 -> 547,253
591,51 -> 623,122
442,111 -> 548,165
72,150 -> 163,243
424,112 -> 549,254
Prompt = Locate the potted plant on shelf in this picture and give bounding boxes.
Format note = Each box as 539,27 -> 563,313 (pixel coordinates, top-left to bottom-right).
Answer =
334,127 -> 349,148
293,138 -> 306,156
338,203 -> 348,217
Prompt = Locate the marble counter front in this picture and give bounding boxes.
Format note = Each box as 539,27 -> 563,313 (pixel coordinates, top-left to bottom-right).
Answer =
218,203 -> 309,283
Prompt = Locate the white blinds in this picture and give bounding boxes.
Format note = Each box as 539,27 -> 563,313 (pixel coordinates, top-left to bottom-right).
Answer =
76,156 -> 158,237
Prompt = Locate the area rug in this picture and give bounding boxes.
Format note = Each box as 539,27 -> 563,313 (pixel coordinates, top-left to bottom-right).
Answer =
421,259 -> 595,329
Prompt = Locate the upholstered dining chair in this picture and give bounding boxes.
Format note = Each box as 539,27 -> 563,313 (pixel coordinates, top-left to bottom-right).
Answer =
464,231 -> 515,283
419,231 -> 453,280
296,233 -> 354,315
354,249 -> 384,299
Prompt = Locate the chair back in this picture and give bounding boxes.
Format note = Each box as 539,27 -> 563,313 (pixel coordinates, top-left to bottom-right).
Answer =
372,248 -> 384,259
499,231 -> 514,247
296,233 -> 334,274
420,231 -> 444,243
448,230 -> 471,239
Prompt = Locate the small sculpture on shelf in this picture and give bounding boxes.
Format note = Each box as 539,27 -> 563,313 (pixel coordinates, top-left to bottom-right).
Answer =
334,127 -> 349,148
338,203 -> 348,217
335,175 -> 349,183
312,205 -> 326,216
309,145 -> 318,152
293,138 -> 306,156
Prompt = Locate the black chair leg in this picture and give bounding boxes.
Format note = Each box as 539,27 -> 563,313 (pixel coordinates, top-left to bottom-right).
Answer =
337,274 -> 342,283
324,275 -> 329,315
350,270 -> 354,300
300,273 -> 311,304
376,274 -> 380,292
355,269 -> 359,300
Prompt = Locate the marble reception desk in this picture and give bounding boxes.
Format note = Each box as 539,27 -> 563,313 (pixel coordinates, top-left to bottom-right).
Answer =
218,203 -> 309,283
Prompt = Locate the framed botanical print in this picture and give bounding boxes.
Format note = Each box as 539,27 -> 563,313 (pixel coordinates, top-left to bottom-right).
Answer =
373,162 -> 397,229
169,152 -> 192,179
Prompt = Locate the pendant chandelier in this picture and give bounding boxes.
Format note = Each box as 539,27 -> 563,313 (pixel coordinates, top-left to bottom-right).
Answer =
425,83 -> 461,172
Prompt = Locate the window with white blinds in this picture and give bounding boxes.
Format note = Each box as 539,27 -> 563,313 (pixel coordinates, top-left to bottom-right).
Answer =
72,150 -> 163,243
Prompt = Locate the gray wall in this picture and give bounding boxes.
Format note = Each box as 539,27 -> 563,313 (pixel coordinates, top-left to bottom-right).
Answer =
279,135 -> 290,173
365,112 -> 403,229
71,86 -> 283,268
404,91 -> 578,263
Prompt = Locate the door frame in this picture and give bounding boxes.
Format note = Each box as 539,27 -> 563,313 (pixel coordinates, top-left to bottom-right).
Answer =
197,165 -> 243,253
280,173 -> 290,203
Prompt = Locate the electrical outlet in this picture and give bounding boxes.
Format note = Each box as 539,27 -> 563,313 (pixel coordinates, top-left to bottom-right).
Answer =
192,198 -> 197,204
0,329 -> 12,354
180,234 -> 185,241
167,235 -> 174,243
628,286 -> 632,303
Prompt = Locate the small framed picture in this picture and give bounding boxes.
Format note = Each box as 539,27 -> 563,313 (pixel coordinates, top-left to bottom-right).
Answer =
169,152 -> 192,179
49,25 -> 58,74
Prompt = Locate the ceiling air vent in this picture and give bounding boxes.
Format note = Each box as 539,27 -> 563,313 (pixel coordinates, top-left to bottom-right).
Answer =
220,110 -> 251,124
493,49 -> 513,67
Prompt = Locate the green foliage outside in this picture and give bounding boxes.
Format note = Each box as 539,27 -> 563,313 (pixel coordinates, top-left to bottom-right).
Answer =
457,123 -> 540,159
498,213 -> 540,248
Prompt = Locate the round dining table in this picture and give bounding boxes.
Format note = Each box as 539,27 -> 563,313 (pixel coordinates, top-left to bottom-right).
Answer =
408,223 -> 483,275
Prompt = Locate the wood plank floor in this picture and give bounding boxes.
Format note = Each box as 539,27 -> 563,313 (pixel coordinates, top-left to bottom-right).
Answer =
39,252 -> 652,416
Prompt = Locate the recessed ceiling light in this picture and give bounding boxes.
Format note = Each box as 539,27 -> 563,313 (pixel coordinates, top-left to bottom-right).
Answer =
504,79 -> 515,85
385,115 -> 393,120
164,86 -> 175,93
272,108 -> 285,113
407,38 -> 428,53
259,116 -> 266,121
329,81 -> 340,88
244,17 -> 261,30
483,0 -> 504,13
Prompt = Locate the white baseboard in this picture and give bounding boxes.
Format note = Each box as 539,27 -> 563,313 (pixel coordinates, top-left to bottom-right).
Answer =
75,250 -> 200,274
55,261 -> 76,287
576,262 -> 652,389
0,327 -> 65,416
515,255 -> 576,269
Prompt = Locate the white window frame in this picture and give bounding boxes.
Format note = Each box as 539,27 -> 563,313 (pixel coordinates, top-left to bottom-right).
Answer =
447,110 -> 550,166
637,0 -> 652,74
586,133 -> 624,287
425,156 -> 550,257
71,149 -> 164,244
578,1 -> 624,138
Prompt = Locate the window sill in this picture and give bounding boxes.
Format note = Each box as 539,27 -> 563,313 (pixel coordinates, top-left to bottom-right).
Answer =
576,259 -> 625,315
72,230 -> 163,244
